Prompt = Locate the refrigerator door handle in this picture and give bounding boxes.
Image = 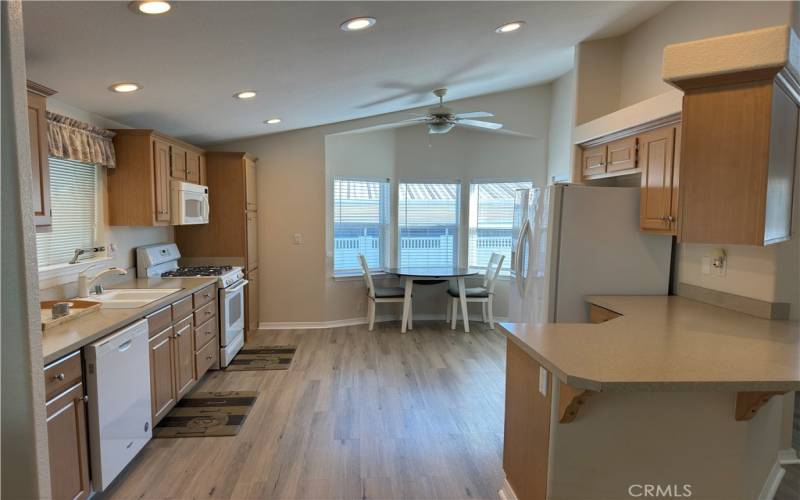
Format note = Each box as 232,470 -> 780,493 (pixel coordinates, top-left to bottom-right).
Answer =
516,219 -> 531,297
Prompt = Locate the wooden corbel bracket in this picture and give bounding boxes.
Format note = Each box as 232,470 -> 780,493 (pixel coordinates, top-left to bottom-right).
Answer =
734,391 -> 786,421
558,382 -> 594,423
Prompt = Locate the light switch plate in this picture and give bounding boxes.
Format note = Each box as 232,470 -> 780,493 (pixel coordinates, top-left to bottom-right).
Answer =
293,233 -> 303,245
539,367 -> 548,396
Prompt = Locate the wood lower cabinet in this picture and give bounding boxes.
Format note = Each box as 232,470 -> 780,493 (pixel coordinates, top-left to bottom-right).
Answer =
44,353 -> 90,500
149,326 -> 176,423
246,268 -> 259,334
639,126 -> 679,234
246,211 -> 258,271
27,81 -> 57,229
173,317 -> 195,399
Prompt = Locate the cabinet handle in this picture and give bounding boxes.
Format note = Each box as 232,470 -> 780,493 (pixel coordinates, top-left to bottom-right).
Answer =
206,355 -> 213,360
205,310 -> 212,316
175,331 -> 182,337
83,395 -> 89,403
54,373 -> 65,381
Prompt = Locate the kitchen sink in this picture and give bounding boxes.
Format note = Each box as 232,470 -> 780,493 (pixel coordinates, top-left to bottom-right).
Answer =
90,288 -> 182,309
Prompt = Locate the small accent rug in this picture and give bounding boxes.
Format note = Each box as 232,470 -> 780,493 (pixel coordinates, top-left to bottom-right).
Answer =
225,345 -> 297,371
153,391 -> 257,438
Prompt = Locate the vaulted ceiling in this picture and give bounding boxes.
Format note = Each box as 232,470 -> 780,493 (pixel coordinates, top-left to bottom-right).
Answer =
22,1 -> 668,144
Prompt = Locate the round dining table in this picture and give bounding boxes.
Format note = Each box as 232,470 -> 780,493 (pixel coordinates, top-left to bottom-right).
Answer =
385,267 -> 480,333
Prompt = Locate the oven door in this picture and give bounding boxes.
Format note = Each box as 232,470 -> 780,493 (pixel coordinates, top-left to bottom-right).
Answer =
219,279 -> 248,345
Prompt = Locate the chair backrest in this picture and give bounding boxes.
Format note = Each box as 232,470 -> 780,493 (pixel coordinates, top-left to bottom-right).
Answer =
358,254 -> 375,299
484,252 -> 505,293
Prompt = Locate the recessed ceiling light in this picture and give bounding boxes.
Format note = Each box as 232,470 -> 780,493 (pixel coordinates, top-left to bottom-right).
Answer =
129,1 -> 171,15
340,17 -> 376,32
109,82 -> 142,93
234,90 -> 257,100
495,21 -> 525,33
264,118 -> 281,125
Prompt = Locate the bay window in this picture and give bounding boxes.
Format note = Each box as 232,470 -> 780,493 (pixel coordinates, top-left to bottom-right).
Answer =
332,177 -> 390,275
398,181 -> 461,268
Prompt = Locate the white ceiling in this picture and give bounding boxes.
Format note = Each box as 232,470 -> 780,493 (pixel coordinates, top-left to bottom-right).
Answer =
22,1 -> 668,145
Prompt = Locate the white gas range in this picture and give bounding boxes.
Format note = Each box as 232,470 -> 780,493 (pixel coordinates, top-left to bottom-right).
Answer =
136,243 -> 247,367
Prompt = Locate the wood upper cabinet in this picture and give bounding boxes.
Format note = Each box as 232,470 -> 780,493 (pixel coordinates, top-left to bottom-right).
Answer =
246,211 -> 258,271
199,154 -> 207,185
27,81 -> 57,228
186,150 -> 201,184
606,136 -> 638,173
639,126 -> 678,234
245,157 -> 257,211
109,130 -> 205,226
170,145 -> 187,180
153,139 -> 172,223
44,353 -> 90,500
677,78 -> 798,245
581,145 -> 607,177
149,327 -> 176,424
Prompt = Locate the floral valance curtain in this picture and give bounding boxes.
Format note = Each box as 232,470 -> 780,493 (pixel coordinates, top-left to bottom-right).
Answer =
46,111 -> 116,168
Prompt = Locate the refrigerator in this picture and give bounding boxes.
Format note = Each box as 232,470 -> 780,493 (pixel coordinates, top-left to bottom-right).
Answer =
508,184 -> 673,324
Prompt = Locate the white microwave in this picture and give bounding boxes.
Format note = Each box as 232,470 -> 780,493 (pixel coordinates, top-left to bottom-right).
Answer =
171,180 -> 209,225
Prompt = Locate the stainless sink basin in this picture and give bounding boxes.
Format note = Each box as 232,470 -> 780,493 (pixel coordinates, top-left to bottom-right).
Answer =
90,288 -> 182,309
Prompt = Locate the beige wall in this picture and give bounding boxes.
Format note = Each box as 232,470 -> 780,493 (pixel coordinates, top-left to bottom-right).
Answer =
39,99 -> 173,299
213,85 -> 553,324
546,70 -> 576,183
574,36 -> 623,125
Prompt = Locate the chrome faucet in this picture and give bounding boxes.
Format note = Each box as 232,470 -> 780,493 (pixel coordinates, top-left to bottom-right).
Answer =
78,265 -> 128,298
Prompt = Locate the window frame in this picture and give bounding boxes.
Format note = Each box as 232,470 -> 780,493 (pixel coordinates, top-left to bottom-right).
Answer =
397,178 -> 463,269
467,178 -> 534,276
331,175 -> 391,277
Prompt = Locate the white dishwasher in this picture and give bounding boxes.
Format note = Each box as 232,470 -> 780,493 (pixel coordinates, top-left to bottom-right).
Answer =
84,318 -> 152,491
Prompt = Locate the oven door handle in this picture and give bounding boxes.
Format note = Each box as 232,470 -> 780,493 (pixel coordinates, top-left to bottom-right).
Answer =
225,279 -> 249,295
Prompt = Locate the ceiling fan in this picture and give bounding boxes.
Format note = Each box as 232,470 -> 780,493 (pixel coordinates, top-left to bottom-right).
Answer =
390,88 -> 503,134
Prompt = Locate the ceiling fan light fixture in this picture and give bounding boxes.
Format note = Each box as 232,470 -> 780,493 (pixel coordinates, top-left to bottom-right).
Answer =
340,17 -> 376,32
495,21 -> 525,33
129,1 -> 172,15
428,122 -> 455,135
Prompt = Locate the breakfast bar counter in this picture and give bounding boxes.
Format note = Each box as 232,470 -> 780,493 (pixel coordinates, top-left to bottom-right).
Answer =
41,277 -> 218,364
497,295 -> 800,500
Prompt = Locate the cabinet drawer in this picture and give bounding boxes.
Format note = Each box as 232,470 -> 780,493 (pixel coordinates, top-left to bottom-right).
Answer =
172,295 -> 193,321
44,351 -> 82,401
194,300 -> 217,325
194,316 -> 217,351
193,284 -> 216,309
146,305 -> 172,338
195,337 -> 218,379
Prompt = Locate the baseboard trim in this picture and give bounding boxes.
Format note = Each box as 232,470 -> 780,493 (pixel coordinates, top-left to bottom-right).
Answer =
758,448 -> 800,500
259,314 -> 509,331
498,478 -> 518,500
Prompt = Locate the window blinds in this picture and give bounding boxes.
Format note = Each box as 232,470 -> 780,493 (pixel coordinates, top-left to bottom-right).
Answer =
36,158 -> 98,268
333,178 -> 390,275
398,181 -> 460,268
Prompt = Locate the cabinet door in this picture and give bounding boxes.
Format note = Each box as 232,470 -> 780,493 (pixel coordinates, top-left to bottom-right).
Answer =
581,145 -> 607,177
149,327 -> 176,424
46,383 -> 90,500
639,126 -> 676,233
246,211 -> 258,271
27,92 -> 52,227
170,146 -> 187,180
173,318 -> 195,399
606,136 -> 637,173
153,139 -> 172,223
246,268 -> 259,335
245,158 -> 257,211
186,150 -> 201,184
199,154 -> 207,186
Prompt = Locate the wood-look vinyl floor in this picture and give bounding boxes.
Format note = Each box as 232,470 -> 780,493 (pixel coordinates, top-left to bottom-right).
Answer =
103,321 -> 507,500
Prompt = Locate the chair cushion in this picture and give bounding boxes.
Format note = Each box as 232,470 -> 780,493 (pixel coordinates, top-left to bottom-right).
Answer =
374,287 -> 407,298
447,286 -> 489,298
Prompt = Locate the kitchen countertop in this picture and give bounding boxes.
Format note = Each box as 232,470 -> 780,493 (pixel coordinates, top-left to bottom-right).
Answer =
42,277 -> 218,364
498,295 -> 800,392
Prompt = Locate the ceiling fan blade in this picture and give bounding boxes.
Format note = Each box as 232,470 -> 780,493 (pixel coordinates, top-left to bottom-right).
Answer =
454,111 -> 494,119
456,119 -> 503,130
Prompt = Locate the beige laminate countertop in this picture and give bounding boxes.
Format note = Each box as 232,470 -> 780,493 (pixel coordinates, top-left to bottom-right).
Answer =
499,295 -> 800,392
42,277 -> 218,364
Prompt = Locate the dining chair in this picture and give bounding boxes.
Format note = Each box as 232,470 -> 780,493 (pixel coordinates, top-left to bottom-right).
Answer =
358,254 -> 412,331
446,253 -> 505,329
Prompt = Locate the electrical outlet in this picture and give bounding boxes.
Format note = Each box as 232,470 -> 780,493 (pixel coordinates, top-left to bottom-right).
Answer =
538,367 -> 548,396
293,233 -> 303,245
